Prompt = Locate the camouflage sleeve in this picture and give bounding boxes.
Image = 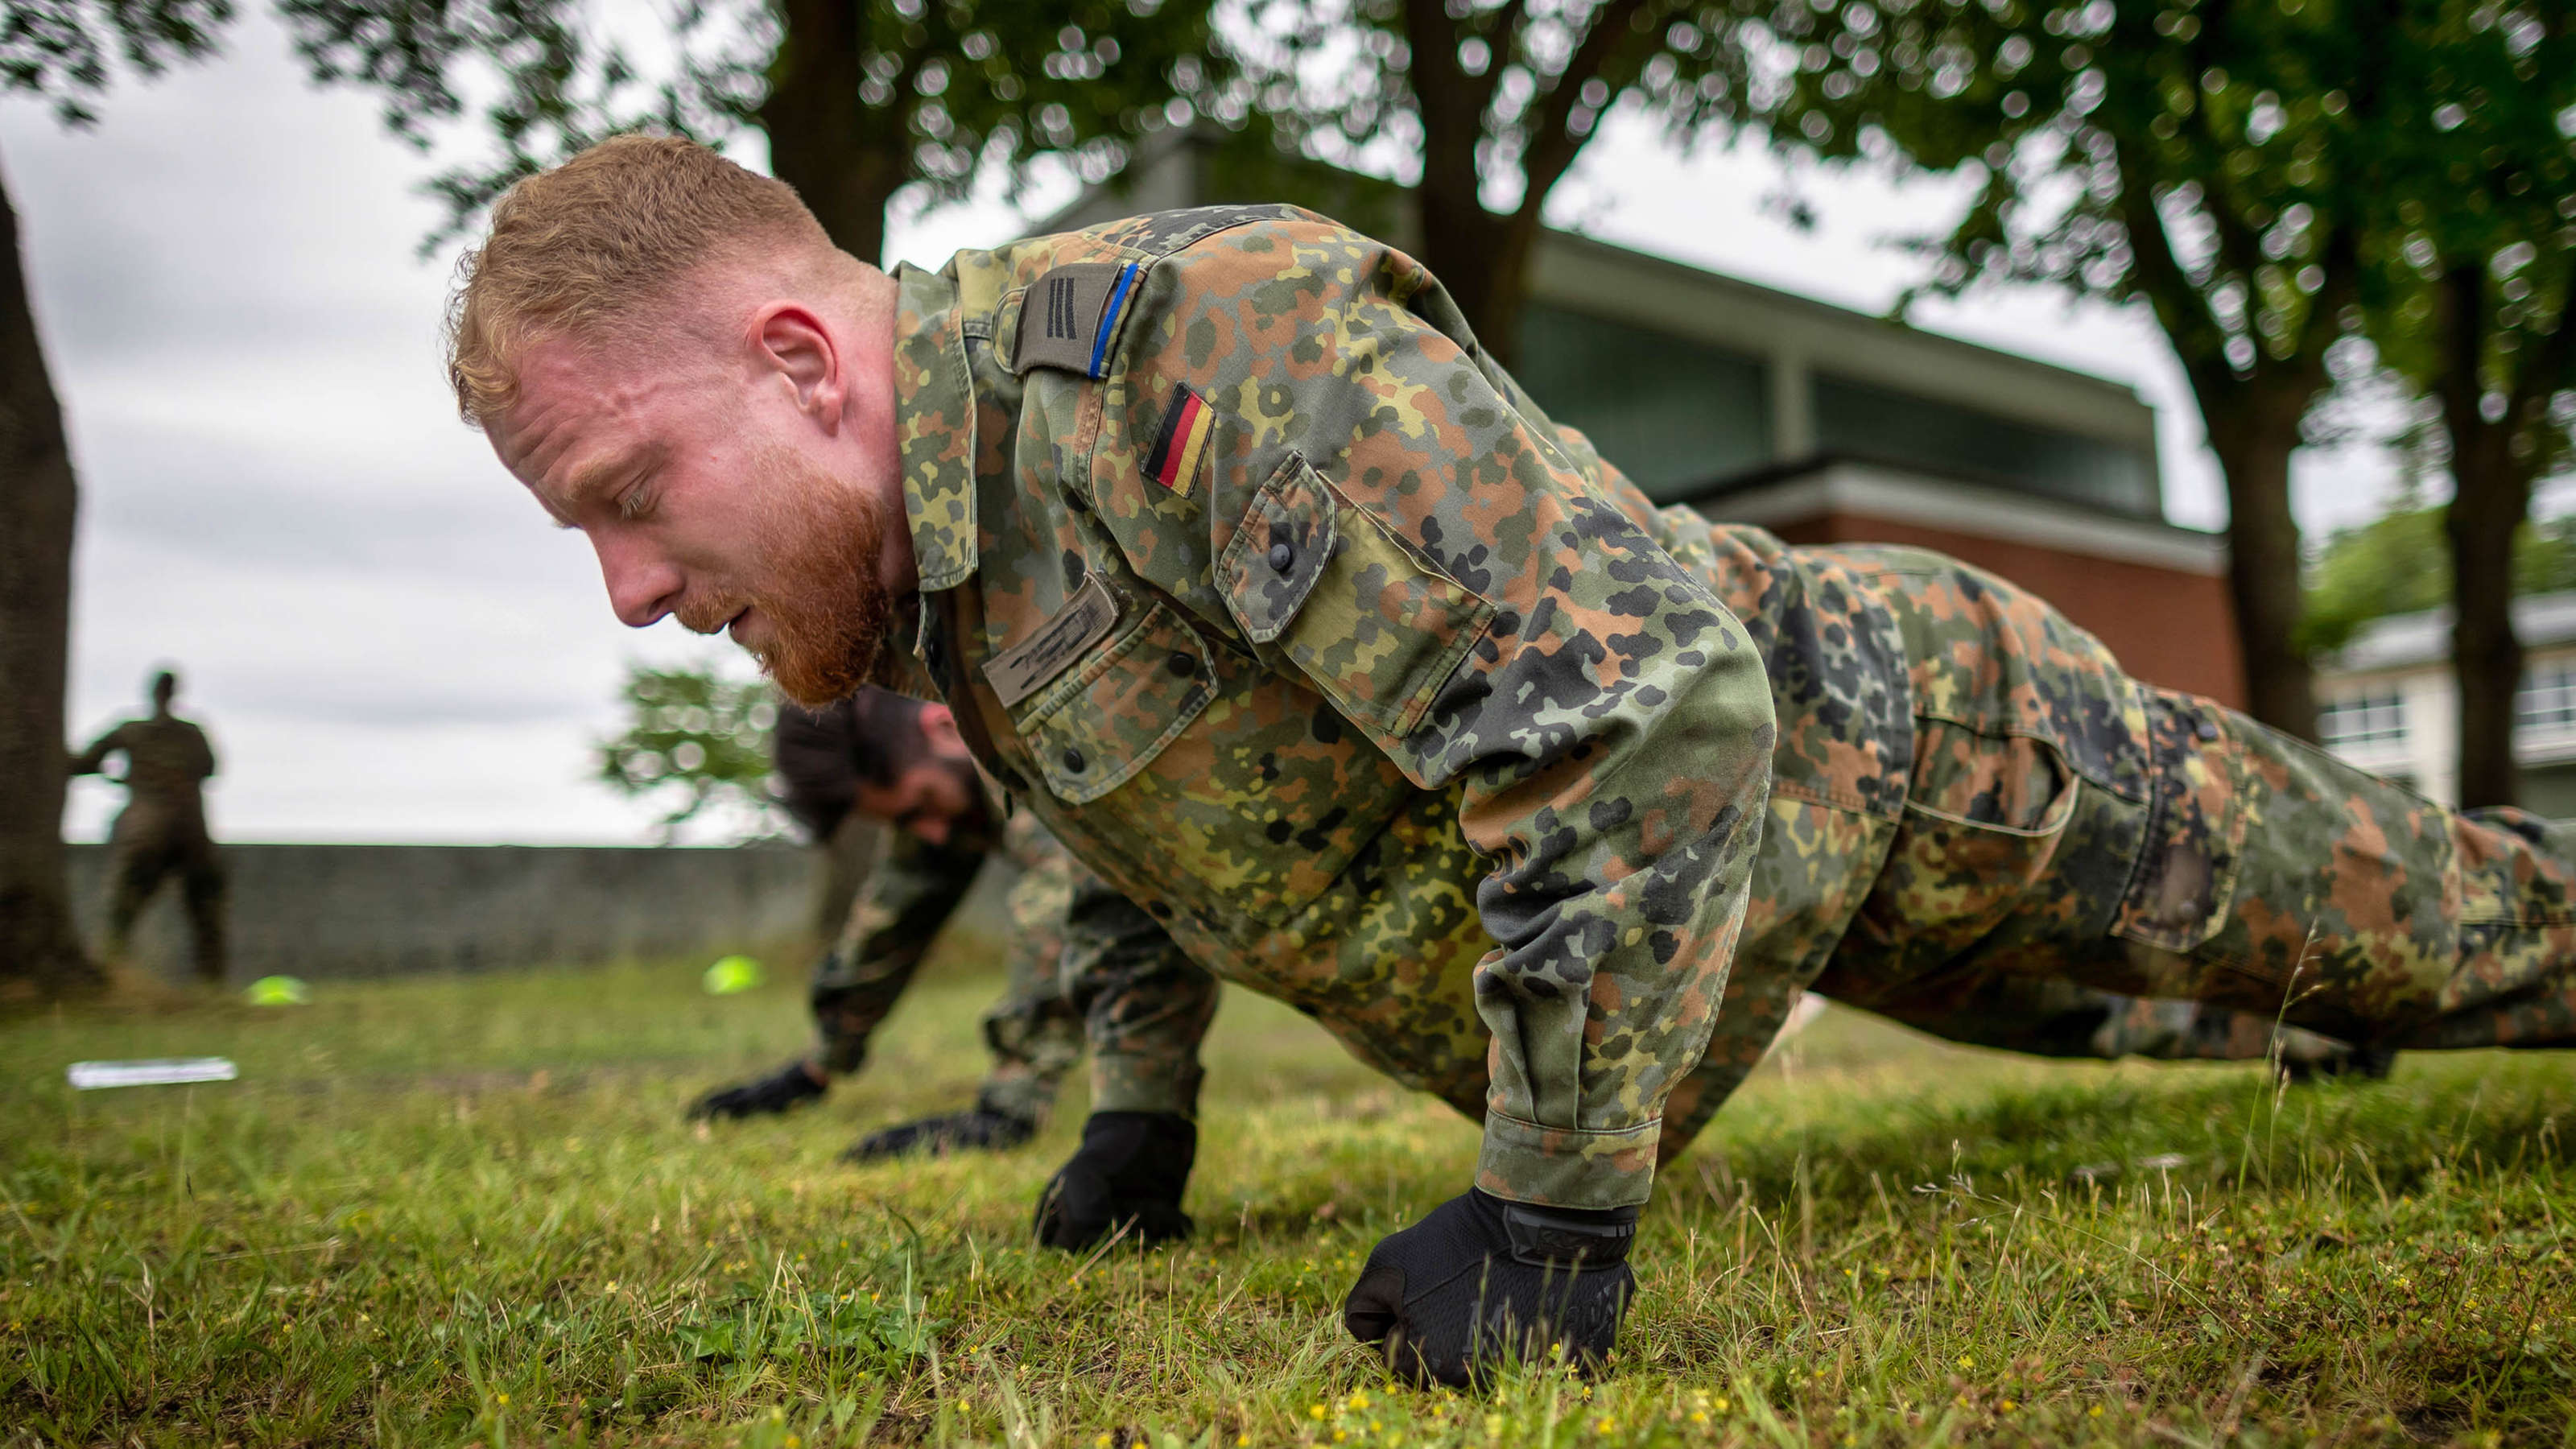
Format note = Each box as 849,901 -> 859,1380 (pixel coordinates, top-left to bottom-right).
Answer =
808,828 -> 986,1075
1061,864 -> 1216,1120
1107,220 -> 1778,1209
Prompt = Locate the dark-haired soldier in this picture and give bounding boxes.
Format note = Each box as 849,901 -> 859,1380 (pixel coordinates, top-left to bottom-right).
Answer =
692,687 -> 1213,1162
71,670 -> 226,984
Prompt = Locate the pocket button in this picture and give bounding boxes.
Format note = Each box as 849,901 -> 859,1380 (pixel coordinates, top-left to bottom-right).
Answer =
1062,746 -> 1087,774
1166,650 -> 1199,678
1268,541 -> 1294,573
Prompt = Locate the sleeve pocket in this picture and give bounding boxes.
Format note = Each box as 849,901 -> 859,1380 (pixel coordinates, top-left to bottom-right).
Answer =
1218,453 -> 1496,740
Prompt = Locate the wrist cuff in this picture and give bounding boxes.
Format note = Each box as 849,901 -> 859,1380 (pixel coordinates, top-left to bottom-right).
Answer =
1088,1051 -> 1201,1118
1475,1110 -> 1660,1211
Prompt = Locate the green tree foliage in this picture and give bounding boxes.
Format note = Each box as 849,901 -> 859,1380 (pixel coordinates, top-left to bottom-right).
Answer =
2347,2 -> 2576,807
1238,0 -> 1771,363
1690,0 -> 2430,741
2302,499 -> 2576,657
595,664 -> 786,839
284,0 -> 1241,261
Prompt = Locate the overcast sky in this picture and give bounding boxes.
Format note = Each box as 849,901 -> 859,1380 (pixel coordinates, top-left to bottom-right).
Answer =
23,13 -> 2412,845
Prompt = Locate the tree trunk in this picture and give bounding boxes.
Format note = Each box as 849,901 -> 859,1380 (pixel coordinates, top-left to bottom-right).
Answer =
2436,264 -> 2531,811
760,0 -> 901,262
2200,378 -> 2319,741
1399,0 -> 1530,363
2447,472 -> 2526,810
0,159 -> 99,1000
1414,189 -> 1545,367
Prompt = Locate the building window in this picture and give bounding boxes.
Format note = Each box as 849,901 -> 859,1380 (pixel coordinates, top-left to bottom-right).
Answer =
2518,663 -> 2576,735
2320,691 -> 2408,748
1514,302 -> 1770,501
1810,374 -> 2161,518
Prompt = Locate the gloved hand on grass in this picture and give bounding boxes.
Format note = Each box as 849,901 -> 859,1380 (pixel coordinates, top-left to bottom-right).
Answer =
1341,1189 -> 1637,1387
1032,1110 -> 1195,1249
687,1059 -> 827,1120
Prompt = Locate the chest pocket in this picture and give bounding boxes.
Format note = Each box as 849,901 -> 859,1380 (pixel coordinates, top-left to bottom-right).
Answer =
1009,581 -> 1425,927
1016,588 -> 1218,805
1216,453 -> 1495,745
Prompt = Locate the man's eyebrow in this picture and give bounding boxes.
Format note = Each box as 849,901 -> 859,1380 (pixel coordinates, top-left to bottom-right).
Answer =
548,443 -> 665,527
560,452 -> 638,508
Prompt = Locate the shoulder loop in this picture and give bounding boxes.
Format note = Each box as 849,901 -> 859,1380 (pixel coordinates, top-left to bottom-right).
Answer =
1090,204 -> 1316,258
1011,259 -> 1142,378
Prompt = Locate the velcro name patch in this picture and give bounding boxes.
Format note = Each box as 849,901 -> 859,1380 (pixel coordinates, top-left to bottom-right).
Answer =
1012,261 -> 1141,378
1143,385 -> 1215,493
984,573 -> 1121,708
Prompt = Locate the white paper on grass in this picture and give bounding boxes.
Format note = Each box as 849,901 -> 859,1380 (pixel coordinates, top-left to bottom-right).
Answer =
66,1058 -> 239,1089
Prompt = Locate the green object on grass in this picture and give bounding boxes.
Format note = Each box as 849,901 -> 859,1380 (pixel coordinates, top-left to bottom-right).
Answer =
245,976 -> 310,1005
702,955 -> 763,995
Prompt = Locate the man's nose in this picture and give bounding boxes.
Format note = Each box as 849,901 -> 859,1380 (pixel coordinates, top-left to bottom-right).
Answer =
593,533 -> 683,629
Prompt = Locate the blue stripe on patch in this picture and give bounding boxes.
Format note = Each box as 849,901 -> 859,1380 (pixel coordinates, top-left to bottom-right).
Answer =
1086,262 -> 1140,378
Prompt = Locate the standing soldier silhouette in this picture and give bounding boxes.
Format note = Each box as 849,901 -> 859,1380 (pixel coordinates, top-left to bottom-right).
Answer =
71,670 -> 226,983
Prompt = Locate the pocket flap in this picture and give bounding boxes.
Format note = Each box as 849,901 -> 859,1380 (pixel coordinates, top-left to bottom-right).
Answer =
1217,454 -> 1338,645
1217,454 -> 1496,742
1018,596 -> 1219,806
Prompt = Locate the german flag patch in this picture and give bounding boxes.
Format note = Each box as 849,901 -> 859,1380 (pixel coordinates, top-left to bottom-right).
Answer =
1144,385 -> 1215,493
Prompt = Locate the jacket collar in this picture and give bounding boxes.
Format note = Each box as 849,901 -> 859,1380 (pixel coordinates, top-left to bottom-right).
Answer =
891,261 -> 979,594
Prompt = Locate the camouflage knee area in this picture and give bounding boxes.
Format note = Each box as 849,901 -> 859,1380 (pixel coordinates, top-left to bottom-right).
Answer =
2120,706 -> 2576,1046
978,989 -> 1085,1122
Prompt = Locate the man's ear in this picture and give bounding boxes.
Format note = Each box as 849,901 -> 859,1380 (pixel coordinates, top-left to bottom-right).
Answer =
753,303 -> 842,430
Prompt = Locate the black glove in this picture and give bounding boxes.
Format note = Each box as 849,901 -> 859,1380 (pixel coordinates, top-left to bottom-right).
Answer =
1342,1189 -> 1637,1387
841,1104 -> 1036,1162
687,1060 -> 827,1121
1032,1111 -> 1196,1250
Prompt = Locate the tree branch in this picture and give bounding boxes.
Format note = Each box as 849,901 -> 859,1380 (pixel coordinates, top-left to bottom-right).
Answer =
1510,0 -> 1652,229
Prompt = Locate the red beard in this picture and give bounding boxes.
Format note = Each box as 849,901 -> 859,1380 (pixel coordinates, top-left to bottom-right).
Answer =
677,448 -> 900,707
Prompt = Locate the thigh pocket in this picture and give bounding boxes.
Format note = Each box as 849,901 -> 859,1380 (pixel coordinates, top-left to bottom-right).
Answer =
1854,719 -> 2082,974
2112,690 -> 2250,954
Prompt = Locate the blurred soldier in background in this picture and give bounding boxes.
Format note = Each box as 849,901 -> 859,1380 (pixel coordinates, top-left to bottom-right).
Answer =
691,687 -> 1209,1161
70,669 -> 225,984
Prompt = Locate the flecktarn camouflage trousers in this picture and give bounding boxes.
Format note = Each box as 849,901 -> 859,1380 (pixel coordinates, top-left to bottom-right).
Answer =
1656,544 -> 2576,1161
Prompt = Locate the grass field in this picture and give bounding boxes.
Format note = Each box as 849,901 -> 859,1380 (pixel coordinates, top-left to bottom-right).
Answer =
6,937 -> 2576,1447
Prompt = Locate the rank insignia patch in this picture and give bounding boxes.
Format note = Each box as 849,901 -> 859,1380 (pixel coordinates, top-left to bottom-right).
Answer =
1144,385 -> 1215,493
1011,260 -> 1142,378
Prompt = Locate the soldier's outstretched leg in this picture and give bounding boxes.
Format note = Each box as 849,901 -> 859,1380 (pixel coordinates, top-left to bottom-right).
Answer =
1805,545 -> 2576,1059
1860,976 -> 2374,1075
102,832 -> 171,961
179,836 -> 228,985
2089,693 -> 2576,1052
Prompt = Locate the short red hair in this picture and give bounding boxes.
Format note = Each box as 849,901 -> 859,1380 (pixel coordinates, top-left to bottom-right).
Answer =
444,134 -> 834,424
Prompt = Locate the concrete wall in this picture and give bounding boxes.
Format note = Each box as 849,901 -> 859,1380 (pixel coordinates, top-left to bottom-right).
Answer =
68,843 -> 823,984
